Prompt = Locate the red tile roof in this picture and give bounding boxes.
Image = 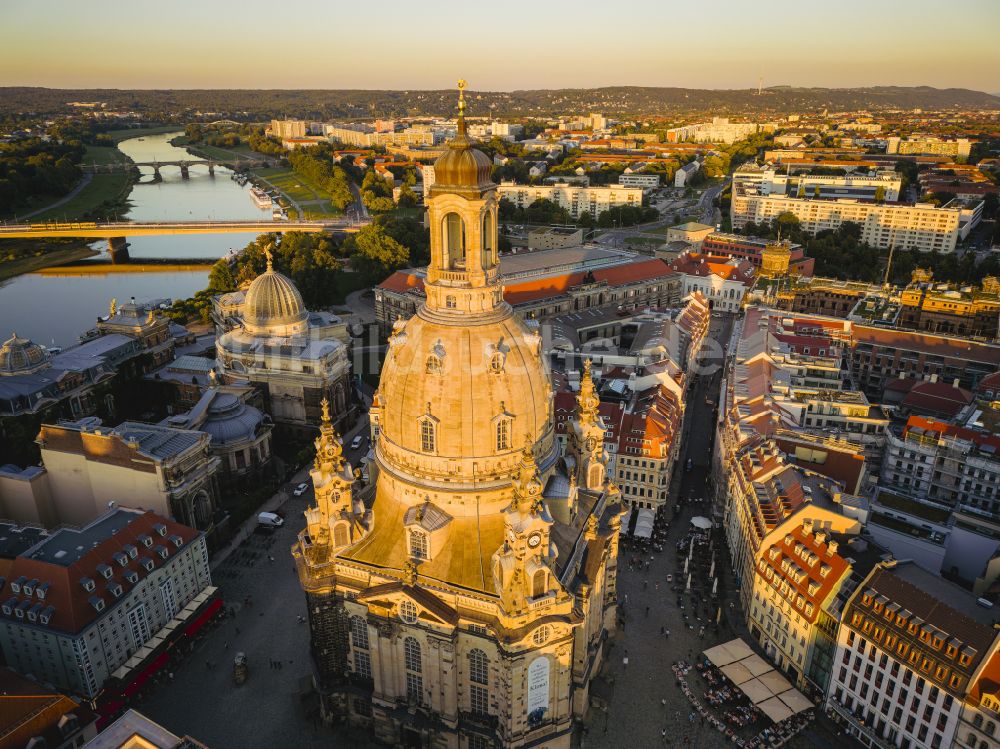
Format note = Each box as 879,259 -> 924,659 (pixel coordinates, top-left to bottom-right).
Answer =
853,325 -> 1000,365
901,381 -> 973,418
379,259 -> 677,307
904,414 -> 1000,452
2,510 -> 200,634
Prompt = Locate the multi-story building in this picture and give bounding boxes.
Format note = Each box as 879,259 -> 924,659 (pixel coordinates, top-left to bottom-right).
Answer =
526,227 -> 583,250
618,173 -> 660,189
956,640 -> 1000,749
0,508 -> 214,699
886,136 -> 973,159
498,181 -> 643,219
375,246 -> 680,333
668,252 -> 756,313
775,278 -> 875,318
14,418 -> 221,533
214,249 -> 355,433
898,282 -> 1000,340
826,561 -> 998,749
702,232 -> 815,277
674,161 -> 700,187
732,164 -> 902,202
323,123 -> 439,148
292,97 -> 620,749
664,118 -> 770,145
731,193 -> 976,253
268,119 -> 308,140
748,520 -> 857,691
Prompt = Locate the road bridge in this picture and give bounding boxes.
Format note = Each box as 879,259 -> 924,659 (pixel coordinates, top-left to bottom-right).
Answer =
82,159 -> 267,179
0,219 -> 364,262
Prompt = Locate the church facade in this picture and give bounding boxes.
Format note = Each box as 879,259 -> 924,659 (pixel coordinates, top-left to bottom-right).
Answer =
292,83 -> 621,749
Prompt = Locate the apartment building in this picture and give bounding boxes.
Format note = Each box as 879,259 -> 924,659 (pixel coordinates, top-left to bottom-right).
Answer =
826,561 -> 997,749
956,641 -> 1000,749
702,232 -> 815,277
886,137 -> 973,158
0,508 -> 214,699
323,123 -> 440,148
618,173 -> 660,189
664,118 -> 770,144
268,119 -> 308,139
899,283 -> 1000,340
733,164 -> 902,202
497,181 -> 643,219
731,194 -> 972,253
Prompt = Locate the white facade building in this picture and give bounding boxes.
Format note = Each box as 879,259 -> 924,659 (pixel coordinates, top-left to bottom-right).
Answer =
498,181 -> 643,219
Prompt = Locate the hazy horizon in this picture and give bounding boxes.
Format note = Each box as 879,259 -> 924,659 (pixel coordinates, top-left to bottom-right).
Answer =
4,0 -> 999,92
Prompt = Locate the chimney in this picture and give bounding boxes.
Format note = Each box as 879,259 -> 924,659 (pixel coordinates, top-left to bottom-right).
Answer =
815,531 -> 827,546
827,540 -> 839,556
802,518 -> 814,533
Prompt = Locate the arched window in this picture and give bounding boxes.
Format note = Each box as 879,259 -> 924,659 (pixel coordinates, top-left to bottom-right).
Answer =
420,419 -> 436,453
404,637 -> 422,672
986,722 -> 996,737
445,295 -> 457,309
350,615 -> 369,649
532,569 -> 547,598
975,715 -> 984,729
444,212 -> 465,270
404,636 -> 423,705
468,649 -> 489,685
588,463 -> 603,489
469,648 -> 490,716
409,529 -> 428,560
496,418 -> 511,452
426,354 -> 441,374
482,211 -> 494,267
333,523 -> 349,547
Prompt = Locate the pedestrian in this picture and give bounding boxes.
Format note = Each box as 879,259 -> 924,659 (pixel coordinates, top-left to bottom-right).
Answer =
645,606 -> 650,617
623,656 -> 629,669
224,641 -> 229,650
660,625 -> 665,636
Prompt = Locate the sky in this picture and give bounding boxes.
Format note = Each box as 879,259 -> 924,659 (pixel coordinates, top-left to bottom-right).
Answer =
3,0 -> 999,92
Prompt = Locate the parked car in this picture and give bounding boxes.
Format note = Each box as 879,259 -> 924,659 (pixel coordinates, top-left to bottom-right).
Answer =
257,511 -> 284,528
292,482 -> 309,497
350,435 -> 366,450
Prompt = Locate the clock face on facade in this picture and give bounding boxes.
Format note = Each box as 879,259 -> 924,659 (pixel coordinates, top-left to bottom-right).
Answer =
527,533 -> 541,548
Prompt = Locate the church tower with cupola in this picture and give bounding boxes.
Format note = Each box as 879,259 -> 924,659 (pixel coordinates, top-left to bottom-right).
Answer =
293,82 -> 620,749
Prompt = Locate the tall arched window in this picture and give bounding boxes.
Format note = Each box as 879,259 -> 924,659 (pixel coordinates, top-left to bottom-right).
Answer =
496,418 -> 511,452
420,419 -> 436,453
350,615 -> 369,649
588,463 -> 603,489
350,615 -> 372,679
482,211 -> 494,267
409,529 -> 428,560
469,648 -> 490,715
532,570 -> 547,598
333,523 -> 349,547
404,637 -> 423,705
444,212 -> 465,270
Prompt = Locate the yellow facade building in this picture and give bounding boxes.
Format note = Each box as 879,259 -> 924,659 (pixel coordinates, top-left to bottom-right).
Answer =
292,84 -> 621,749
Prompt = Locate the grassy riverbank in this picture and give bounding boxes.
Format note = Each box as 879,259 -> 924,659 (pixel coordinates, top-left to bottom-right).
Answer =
36,260 -> 214,276
0,245 -> 100,282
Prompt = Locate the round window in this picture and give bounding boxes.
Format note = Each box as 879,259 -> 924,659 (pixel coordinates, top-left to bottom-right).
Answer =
399,600 -> 418,624
532,625 -> 551,646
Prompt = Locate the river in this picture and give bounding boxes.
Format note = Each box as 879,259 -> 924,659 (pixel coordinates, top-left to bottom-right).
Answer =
0,132 -> 272,347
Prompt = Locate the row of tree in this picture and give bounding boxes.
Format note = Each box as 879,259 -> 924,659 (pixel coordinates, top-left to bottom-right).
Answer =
0,137 -> 85,214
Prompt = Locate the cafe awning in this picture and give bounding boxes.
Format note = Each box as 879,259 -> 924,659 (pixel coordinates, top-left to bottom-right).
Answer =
720,661 -> 755,685
758,696 -> 794,723
738,677 -> 774,705
634,508 -> 655,539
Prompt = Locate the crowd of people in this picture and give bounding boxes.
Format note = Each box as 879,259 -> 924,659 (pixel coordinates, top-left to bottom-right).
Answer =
669,657 -> 816,748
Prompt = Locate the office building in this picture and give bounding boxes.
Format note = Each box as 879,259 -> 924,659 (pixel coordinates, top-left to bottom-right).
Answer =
732,164 -> 902,202
618,173 -> 660,189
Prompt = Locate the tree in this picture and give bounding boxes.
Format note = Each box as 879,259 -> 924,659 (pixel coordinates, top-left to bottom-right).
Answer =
874,186 -> 886,203
207,259 -> 237,292
349,222 -> 412,282
397,183 -> 417,208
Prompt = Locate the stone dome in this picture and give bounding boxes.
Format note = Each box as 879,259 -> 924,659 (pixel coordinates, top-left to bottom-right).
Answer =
0,332 -> 49,376
242,255 -> 308,337
433,137 -> 494,191
202,392 -> 266,445
376,309 -> 557,492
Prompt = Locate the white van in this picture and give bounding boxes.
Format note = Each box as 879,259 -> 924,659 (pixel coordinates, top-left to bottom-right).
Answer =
257,511 -> 284,528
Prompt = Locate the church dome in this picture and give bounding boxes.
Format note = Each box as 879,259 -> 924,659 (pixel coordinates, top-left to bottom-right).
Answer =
433,138 -> 493,191
376,311 -> 557,492
242,252 -> 308,337
0,332 -> 49,376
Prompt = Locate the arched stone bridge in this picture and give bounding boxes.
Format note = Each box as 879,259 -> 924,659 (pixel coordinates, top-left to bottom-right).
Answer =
82,159 -> 269,178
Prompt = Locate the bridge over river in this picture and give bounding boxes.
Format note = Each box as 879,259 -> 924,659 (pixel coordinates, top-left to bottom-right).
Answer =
81,159 -> 268,178
0,219 -> 365,261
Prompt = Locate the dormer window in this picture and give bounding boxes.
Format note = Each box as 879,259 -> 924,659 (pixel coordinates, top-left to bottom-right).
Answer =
154,523 -> 167,537
27,603 -> 41,622
10,576 -> 25,594
89,596 -> 105,612
409,530 -> 428,561
124,544 -> 138,559
35,582 -> 48,600
80,577 -> 96,592
107,582 -> 123,598
169,534 -> 183,549
155,545 -> 169,560
22,579 -> 36,597
39,606 -> 54,625
140,557 -> 155,572
2,598 -> 15,616
97,563 -> 113,580
125,570 -> 139,584
114,552 -> 128,567
140,534 -> 153,548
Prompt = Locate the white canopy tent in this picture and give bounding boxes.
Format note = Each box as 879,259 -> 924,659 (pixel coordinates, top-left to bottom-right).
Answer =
633,508 -> 656,539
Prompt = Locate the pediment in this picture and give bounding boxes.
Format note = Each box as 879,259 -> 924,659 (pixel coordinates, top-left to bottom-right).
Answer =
357,582 -> 459,626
